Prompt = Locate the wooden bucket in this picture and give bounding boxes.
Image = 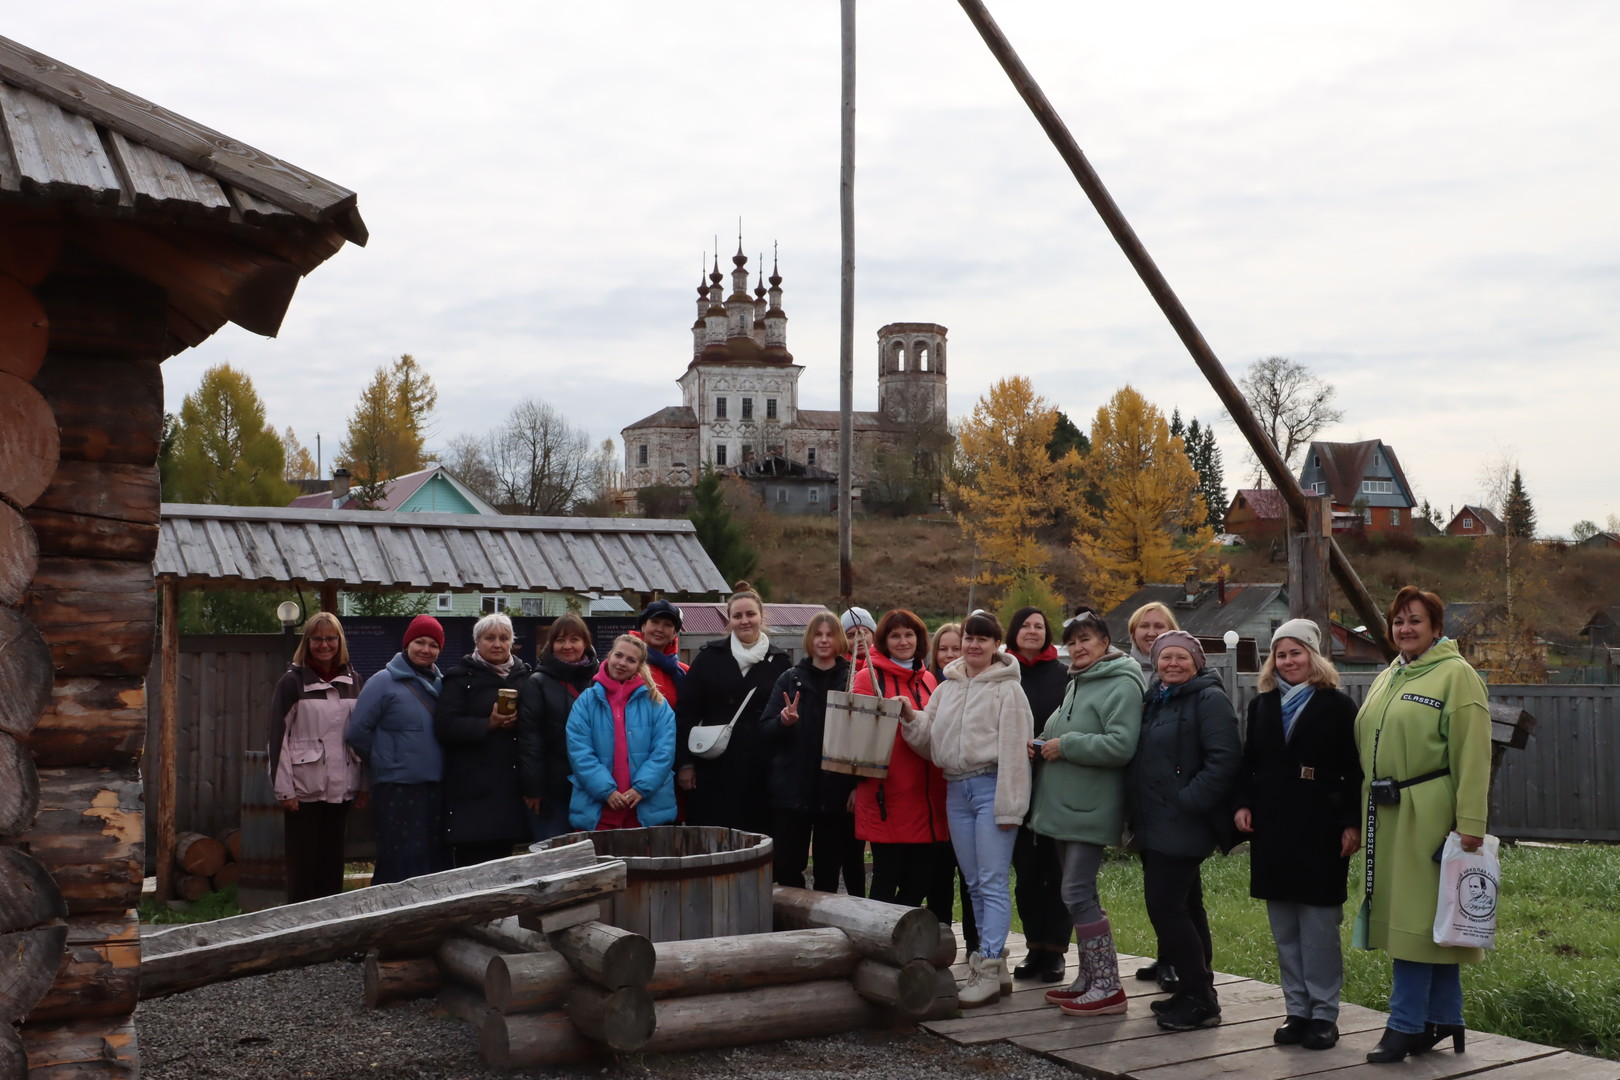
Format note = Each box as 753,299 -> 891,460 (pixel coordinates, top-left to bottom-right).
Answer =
534,826 -> 773,943
821,661 -> 903,778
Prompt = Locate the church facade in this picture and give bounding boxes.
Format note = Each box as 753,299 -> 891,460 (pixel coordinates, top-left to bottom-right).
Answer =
622,245 -> 949,512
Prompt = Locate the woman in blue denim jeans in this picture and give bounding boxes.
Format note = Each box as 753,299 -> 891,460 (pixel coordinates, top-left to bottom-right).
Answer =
898,610 -> 1032,1008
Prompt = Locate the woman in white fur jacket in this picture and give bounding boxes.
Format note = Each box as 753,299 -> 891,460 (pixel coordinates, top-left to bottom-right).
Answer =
899,609 -> 1032,1008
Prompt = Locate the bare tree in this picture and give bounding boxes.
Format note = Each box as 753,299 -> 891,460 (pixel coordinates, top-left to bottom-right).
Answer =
440,431 -> 501,506
1228,356 -> 1344,485
486,398 -> 592,515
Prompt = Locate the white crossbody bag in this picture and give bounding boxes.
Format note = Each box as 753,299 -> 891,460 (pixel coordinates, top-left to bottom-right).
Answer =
687,687 -> 756,760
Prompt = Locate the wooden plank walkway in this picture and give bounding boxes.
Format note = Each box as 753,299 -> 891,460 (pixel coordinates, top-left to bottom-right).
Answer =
921,931 -> 1618,1080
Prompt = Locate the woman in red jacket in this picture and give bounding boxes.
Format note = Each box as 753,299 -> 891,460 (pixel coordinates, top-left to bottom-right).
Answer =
853,610 -> 952,923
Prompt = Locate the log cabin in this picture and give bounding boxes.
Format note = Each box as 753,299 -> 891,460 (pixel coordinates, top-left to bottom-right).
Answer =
0,33 -> 365,1075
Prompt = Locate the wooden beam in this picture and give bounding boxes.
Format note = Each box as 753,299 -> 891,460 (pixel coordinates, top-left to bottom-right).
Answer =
157,576 -> 178,906
0,608 -> 52,740
0,35 -> 360,225
772,886 -> 940,965
953,0 -> 1394,658
1288,495 -> 1332,650
0,371 -> 60,509
139,847 -> 620,998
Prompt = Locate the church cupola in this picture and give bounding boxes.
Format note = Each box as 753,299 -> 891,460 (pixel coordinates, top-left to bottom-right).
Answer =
761,247 -> 792,364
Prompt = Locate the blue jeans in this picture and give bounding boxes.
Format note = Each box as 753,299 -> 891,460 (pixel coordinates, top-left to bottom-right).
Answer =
946,773 -> 1020,959
1388,959 -> 1464,1034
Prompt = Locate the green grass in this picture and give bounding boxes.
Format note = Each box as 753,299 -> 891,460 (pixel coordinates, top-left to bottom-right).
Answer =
138,885 -> 243,925
1064,843 -> 1620,1060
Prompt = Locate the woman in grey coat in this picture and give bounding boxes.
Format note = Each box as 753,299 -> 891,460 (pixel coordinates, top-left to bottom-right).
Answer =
1125,630 -> 1242,1033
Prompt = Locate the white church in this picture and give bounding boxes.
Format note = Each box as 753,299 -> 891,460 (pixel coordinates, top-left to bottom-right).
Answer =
622,244 -> 950,513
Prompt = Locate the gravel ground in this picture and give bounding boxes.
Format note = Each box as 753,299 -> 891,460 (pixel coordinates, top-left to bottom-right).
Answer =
136,962 -> 1077,1080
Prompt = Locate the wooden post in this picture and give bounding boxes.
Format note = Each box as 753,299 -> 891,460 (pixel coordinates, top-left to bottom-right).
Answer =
1288,495 -> 1332,651
157,577 -> 178,904
953,0 -> 1394,658
837,0 -> 856,603
319,583 -> 338,616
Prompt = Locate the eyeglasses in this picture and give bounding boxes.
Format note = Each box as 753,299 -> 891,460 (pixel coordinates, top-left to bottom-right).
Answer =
309,635 -> 340,644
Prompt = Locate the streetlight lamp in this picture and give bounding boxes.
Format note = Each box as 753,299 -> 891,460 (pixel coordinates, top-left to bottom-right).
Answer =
276,601 -> 301,636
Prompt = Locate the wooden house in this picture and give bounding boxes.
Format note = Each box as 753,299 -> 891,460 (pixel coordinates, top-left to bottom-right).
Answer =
1446,601 -> 1547,683
1103,580 -> 1290,661
0,34 -> 364,1073
1297,439 -> 1417,535
1446,504 -> 1503,539
1223,488 -> 1287,547
1577,531 -> 1620,550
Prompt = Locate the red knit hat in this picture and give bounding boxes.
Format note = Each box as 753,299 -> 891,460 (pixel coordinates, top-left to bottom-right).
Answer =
403,614 -> 445,650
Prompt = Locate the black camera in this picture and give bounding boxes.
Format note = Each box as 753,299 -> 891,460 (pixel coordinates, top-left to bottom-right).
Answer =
1370,778 -> 1401,806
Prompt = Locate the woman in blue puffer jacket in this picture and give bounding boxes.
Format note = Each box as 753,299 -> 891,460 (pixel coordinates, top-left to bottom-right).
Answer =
567,634 -> 677,830
347,615 -> 450,884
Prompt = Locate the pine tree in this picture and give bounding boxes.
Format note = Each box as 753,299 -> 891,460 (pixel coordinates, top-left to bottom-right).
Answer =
1503,469 -> 1537,538
1073,386 -> 1215,607
1183,418 -> 1227,532
689,467 -> 758,586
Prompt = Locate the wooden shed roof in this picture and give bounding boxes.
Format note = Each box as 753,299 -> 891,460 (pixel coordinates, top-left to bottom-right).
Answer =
156,505 -> 731,596
0,35 -> 366,351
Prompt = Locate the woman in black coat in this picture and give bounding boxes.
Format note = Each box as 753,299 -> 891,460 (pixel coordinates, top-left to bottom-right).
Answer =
760,611 -> 860,893
675,583 -> 791,835
1007,606 -> 1073,983
1234,620 -> 1362,1051
1125,630 -> 1242,1033
518,613 -> 599,841
435,613 -> 533,866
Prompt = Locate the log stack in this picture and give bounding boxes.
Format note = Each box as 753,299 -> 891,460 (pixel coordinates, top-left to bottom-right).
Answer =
363,884 -> 960,1070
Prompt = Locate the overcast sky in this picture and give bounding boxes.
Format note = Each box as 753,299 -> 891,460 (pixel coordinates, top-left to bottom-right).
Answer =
11,3 -> 1617,534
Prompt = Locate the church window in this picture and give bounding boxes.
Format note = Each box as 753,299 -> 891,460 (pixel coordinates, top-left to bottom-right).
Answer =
637,444 -> 648,466
916,343 -> 930,371
715,397 -> 728,419
806,447 -> 817,467
716,444 -> 728,466
742,397 -> 754,421
766,398 -> 778,420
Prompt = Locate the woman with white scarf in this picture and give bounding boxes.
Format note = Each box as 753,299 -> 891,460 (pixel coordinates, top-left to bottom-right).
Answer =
435,613 -> 533,866
1233,619 -> 1362,1051
676,582 -> 791,834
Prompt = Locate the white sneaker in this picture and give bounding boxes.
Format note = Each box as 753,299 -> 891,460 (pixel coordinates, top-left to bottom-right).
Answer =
961,954 -> 1003,1008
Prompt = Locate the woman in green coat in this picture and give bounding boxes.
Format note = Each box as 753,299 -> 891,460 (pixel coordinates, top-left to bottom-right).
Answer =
1026,608 -> 1145,1016
1354,586 -> 1491,1064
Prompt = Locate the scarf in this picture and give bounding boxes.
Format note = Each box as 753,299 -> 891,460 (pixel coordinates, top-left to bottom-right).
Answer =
307,659 -> 344,684
1278,676 -> 1315,741
1014,644 -> 1058,667
468,651 -> 514,678
731,632 -> 771,675
592,669 -> 644,829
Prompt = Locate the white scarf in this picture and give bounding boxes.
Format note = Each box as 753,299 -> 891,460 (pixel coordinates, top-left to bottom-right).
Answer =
731,632 -> 771,675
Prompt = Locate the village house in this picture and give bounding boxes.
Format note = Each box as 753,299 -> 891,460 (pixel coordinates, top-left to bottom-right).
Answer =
1222,488 -> 1287,547
1446,504 -> 1503,538
1297,439 -> 1417,535
621,243 -> 949,511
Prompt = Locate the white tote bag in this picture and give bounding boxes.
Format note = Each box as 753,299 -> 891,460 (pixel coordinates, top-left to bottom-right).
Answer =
1432,831 -> 1500,950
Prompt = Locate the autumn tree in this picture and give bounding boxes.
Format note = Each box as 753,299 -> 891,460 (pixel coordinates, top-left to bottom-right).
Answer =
337,354 -> 439,505
1073,386 -> 1214,607
440,431 -> 502,507
164,364 -> 296,506
280,427 -> 320,481
951,377 -> 1082,604
1572,520 -> 1600,542
1229,356 -> 1343,484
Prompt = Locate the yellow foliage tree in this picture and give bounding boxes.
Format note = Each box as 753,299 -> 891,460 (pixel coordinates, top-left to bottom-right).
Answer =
1073,385 -> 1214,607
951,377 -> 1083,604
337,354 -> 438,505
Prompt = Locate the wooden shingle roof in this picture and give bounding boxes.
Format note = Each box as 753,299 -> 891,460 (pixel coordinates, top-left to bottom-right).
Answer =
156,505 -> 731,597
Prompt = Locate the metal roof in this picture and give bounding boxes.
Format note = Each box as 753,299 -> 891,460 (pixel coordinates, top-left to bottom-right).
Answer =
156,505 -> 730,596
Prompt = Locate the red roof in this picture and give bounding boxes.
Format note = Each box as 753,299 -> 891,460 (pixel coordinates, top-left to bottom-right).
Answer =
1232,488 -> 1287,520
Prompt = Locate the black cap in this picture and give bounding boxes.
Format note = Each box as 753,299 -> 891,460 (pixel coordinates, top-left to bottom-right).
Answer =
638,599 -> 683,631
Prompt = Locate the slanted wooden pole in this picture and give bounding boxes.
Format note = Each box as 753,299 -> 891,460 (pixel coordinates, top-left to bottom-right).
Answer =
157,576 -> 179,903
954,0 -> 1393,658
837,0 -> 856,604
1289,495 -> 1332,651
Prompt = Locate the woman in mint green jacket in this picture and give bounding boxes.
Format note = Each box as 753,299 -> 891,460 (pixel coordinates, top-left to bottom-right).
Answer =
1027,608 -> 1146,1016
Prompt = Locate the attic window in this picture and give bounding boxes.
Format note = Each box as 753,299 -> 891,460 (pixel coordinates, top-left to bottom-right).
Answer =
1463,517 -> 1474,529
1361,480 -> 1393,494
806,447 -> 817,466
1313,454 -> 1320,468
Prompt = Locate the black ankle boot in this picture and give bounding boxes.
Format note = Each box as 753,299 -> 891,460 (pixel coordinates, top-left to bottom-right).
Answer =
1036,949 -> 1066,983
1134,960 -> 1160,982
1413,1022 -> 1466,1054
1012,951 -> 1045,980
1365,1025 -> 1424,1064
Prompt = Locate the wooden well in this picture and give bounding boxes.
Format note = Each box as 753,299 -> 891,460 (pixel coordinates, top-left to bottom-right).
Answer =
535,827 -> 773,942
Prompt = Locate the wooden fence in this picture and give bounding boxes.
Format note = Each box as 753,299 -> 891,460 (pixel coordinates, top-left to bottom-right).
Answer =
149,644 -> 1620,856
